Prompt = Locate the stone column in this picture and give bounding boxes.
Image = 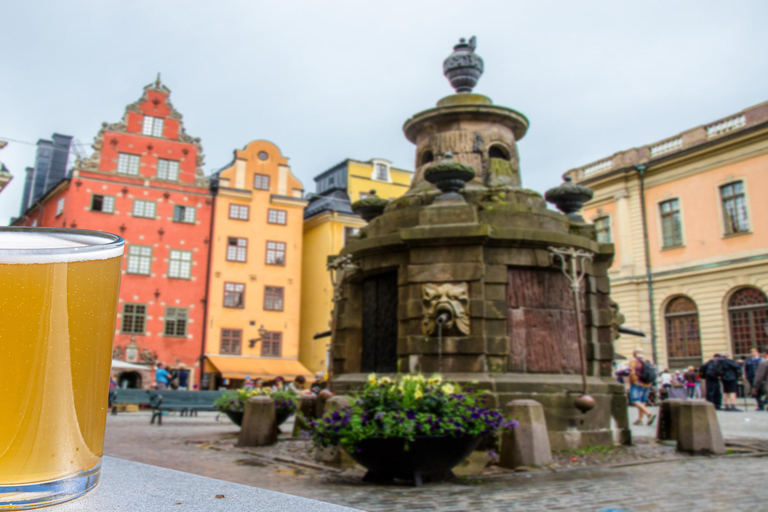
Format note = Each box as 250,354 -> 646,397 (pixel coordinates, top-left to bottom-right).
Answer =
293,394 -> 317,437
238,396 -> 277,447
499,399 -> 552,469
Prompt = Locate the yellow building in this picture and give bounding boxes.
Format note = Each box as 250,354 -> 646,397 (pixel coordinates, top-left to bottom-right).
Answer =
299,159 -> 412,374
203,140 -> 311,388
566,101 -> 768,369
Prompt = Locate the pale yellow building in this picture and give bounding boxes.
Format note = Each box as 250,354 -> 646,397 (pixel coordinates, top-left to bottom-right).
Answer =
566,101 -> 768,369
203,140 -> 311,388
299,159 -> 412,374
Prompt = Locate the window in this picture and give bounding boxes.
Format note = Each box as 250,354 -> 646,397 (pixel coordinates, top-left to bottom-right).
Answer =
253,174 -> 270,190
224,282 -> 245,308
344,226 -> 360,245
659,199 -> 683,248
142,116 -> 164,137
261,331 -> 282,357
373,163 -> 388,181
168,250 -> 192,279
221,328 -> 242,355
91,194 -> 115,213
126,245 -> 152,275
229,204 -> 249,220
157,159 -> 180,181
164,307 -> 188,337
56,198 -> 64,217
728,288 -> 768,359
121,303 -> 146,334
132,200 -> 156,219
594,216 -> 612,243
664,297 -> 702,368
227,237 -> 247,262
173,205 -> 196,224
264,286 -> 284,311
266,241 -> 286,266
267,209 -> 287,225
720,181 -> 750,235
117,153 -> 141,175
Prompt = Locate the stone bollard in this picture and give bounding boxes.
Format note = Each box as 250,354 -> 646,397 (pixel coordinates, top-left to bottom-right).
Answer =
238,396 -> 277,447
293,394 -> 317,437
314,395 -> 353,465
316,389 -> 334,418
656,399 -> 685,441
676,400 -> 725,455
499,399 -> 552,469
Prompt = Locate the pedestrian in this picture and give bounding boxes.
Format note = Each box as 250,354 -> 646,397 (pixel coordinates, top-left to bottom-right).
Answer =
700,354 -> 723,410
154,362 -> 171,391
683,366 -> 698,399
628,349 -> 657,426
751,348 -> 768,411
288,375 -> 307,394
254,378 -> 264,389
745,348 -> 762,410
272,376 -> 285,391
175,363 -> 189,390
310,372 -> 326,394
244,376 -> 255,389
109,376 -> 118,389
719,352 -> 742,411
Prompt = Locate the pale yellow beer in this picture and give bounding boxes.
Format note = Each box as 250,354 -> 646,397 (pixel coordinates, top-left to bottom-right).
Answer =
0,228 -> 123,508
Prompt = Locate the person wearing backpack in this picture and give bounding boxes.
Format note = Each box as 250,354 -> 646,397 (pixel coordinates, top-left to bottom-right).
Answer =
719,351 -> 742,411
699,353 -> 723,410
629,349 -> 657,426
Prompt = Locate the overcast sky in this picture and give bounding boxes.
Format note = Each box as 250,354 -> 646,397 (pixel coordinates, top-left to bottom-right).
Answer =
2,1 -> 767,226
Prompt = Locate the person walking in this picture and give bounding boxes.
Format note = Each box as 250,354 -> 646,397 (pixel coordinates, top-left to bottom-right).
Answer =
659,369 -> 672,401
700,354 -> 723,410
683,366 -> 698,399
154,362 -> 171,391
629,349 -> 657,426
751,348 -> 768,411
719,352 -> 742,411
745,348 -> 762,411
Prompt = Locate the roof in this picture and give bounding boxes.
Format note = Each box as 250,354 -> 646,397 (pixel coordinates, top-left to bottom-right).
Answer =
313,158 -> 413,183
303,188 -> 357,220
203,355 -> 313,380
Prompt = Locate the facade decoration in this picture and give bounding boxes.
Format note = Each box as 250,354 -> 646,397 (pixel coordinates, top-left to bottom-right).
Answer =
421,282 -> 471,336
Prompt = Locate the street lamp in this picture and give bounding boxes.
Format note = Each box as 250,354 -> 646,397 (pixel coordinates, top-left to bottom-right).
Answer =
249,325 -> 268,349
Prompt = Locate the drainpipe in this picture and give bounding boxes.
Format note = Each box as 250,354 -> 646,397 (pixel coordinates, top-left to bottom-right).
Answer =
199,178 -> 218,390
634,165 -> 658,364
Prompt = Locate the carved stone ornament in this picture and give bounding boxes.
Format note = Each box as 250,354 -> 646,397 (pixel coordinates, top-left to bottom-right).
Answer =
140,348 -> 157,364
610,299 -> 626,341
421,282 -> 470,336
112,345 -> 124,360
443,36 -> 484,93
125,342 -> 139,363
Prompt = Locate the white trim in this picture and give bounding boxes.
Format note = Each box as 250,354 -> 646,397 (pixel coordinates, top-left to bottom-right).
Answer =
656,196 -> 686,249
715,177 -> 752,238
369,158 -> 392,183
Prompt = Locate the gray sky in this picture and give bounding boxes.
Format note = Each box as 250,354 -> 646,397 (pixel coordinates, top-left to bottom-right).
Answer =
2,1 -> 767,226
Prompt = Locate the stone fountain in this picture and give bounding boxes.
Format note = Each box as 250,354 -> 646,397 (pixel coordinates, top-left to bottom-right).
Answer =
332,37 -> 630,450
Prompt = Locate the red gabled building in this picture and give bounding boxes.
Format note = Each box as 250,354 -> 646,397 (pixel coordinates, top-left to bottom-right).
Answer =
15,78 -> 212,388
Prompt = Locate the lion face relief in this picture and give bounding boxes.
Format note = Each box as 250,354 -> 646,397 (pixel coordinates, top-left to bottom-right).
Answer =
421,282 -> 470,336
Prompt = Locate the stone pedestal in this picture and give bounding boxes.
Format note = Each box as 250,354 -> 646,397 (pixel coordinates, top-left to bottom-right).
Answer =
238,396 -> 277,447
313,396 -> 354,466
293,394 -> 317,437
499,399 -> 552,469
656,399 -> 685,441
676,400 -> 725,455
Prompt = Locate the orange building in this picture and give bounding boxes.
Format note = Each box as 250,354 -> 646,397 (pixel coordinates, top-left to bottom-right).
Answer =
202,140 -> 311,388
566,101 -> 768,369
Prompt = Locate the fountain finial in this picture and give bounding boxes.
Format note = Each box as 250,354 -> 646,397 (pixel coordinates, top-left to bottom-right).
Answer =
443,36 -> 484,93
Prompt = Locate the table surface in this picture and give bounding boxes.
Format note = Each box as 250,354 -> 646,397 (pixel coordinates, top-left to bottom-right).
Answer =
52,456 -> 359,511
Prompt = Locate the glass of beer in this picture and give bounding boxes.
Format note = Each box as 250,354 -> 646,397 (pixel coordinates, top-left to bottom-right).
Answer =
0,227 -> 124,509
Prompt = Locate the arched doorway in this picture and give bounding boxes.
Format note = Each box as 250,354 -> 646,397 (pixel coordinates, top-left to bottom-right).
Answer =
729,287 -> 768,359
117,371 -> 142,389
664,296 -> 702,369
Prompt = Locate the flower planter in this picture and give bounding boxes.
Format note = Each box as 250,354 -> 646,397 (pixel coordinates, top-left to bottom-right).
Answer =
344,435 -> 482,486
224,408 -> 293,428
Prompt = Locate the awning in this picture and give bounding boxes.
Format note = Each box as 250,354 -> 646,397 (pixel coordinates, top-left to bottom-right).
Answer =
204,355 -> 313,380
112,359 -> 152,371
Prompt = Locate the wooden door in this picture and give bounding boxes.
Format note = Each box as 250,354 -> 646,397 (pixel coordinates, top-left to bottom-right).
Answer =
361,272 -> 399,373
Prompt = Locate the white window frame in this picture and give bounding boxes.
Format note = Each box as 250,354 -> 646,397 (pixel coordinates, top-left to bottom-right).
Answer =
594,215 -> 612,243
142,116 -> 164,137
370,159 -> 392,183
168,250 -> 192,279
117,153 -> 141,176
157,159 -> 180,181
56,197 -> 64,217
126,245 -> 152,275
173,205 -> 196,224
267,209 -> 287,225
91,194 -> 115,213
229,204 -> 249,220
132,199 -> 156,219
227,237 -> 247,262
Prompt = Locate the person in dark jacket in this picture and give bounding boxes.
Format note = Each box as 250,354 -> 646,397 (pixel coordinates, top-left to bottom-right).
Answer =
745,348 -> 762,410
700,354 -> 723,410
719,351 -> 742,411
751,348 -> 768,411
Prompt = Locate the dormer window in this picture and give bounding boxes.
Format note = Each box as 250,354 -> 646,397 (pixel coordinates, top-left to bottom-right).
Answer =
373,162 -> 389,182
142,116 -> 164,137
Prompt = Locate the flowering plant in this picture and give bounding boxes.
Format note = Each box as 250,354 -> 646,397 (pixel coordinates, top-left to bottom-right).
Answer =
309,374 -> 518,452
214,387 -> 298,414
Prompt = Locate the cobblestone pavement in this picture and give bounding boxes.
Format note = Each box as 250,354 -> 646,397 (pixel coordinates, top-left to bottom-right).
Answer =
104,408 -> 768,511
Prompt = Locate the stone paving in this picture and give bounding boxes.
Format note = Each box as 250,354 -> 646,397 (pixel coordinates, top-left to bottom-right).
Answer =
104,407 -> 768,511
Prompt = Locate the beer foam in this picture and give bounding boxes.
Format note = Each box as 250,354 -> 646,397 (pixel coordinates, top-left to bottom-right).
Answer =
0,231 -> 124,264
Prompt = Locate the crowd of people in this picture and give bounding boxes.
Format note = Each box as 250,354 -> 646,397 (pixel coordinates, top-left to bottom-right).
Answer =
616,347 -> 768,419
241,372 -> 328,395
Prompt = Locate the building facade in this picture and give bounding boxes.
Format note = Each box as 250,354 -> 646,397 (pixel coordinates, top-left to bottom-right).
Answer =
298,159 -> 412,374
20,134 -> 73,214
566,101 -> 768,369
0,141 -> 11,193
203,140 -> 310,389
14,79 -> 212,387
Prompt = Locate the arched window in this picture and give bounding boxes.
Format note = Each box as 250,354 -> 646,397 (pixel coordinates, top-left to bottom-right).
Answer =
664,296 -> 702,368
488,144 -> 510,160
729,288 -> 768,358
419,150 -> 434,167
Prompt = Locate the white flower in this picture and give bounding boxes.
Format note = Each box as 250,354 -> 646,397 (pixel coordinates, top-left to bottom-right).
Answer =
441,384 -> 455,395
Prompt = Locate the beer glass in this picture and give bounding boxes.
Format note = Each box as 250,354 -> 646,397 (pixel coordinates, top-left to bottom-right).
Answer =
0,227 -> 124,509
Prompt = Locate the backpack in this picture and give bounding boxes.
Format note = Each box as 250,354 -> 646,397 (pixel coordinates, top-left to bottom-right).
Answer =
705,360 -> 724,380
638,359 -> 657,384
